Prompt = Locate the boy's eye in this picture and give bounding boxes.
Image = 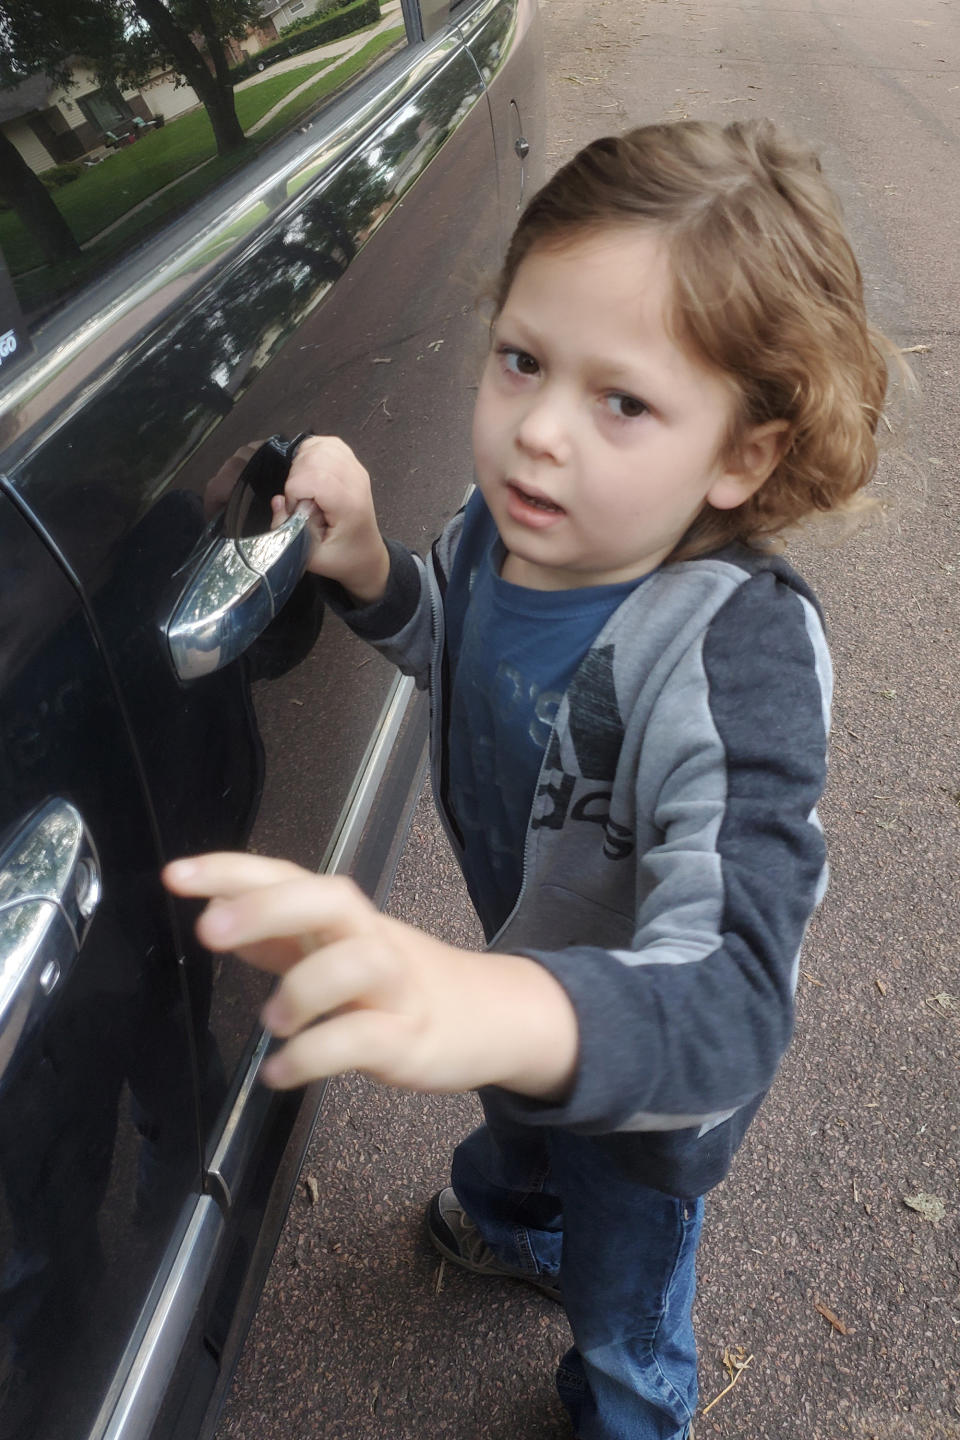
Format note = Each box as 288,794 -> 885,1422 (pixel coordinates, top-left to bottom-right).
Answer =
605,392 -> 648,420
500,346 -> 539,377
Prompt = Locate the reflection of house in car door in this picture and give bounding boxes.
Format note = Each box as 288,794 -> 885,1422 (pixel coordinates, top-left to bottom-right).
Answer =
257,0 -> 326,35
0,66 -> 203,171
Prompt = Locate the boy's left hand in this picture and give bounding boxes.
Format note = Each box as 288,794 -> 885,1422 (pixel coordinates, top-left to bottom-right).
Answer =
162,853 -> 578,1100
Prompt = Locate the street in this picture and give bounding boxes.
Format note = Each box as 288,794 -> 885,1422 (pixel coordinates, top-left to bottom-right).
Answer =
218,0 -> 960,1435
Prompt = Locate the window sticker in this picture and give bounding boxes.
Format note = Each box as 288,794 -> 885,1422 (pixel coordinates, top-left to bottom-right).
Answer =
0,253 -> 31,386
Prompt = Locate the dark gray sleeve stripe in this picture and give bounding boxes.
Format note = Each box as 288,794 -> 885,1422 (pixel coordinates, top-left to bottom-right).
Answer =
703,573 -> 829,1028
321,539 -> 422,641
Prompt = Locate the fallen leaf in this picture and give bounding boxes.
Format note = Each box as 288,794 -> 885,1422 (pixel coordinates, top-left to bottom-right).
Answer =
903,1192 -> 946,1222
304,1175 -> 319,1205
901,343 -> 932,354
702,1347 -> 753,1414
802,971 -> 825,987
815,1301 -> 850,1335
875,978 -> 887,996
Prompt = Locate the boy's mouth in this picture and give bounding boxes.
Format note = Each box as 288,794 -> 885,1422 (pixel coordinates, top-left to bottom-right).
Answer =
506,481 -> 566,524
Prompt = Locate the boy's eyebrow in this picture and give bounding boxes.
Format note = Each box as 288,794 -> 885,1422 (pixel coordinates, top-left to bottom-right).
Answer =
491,311 -> 540,347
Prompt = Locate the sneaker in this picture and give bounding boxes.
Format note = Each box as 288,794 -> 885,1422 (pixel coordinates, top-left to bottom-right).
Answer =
426,1187 -> 562,1303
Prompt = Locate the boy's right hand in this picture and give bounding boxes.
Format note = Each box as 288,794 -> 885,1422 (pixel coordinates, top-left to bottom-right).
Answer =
274,435 -> 390,604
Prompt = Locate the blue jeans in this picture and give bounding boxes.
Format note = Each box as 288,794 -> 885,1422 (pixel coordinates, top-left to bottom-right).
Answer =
450,1108 -> 704,1440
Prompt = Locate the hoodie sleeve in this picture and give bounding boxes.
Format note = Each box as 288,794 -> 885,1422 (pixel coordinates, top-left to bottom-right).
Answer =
315,505 -> 468,686
316,539 -> 434,686
488,570 -> 832,1135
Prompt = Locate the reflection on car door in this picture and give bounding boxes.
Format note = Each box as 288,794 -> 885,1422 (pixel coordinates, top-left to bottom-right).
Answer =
4,24 -> 506,1164
0,487 -> 201,1440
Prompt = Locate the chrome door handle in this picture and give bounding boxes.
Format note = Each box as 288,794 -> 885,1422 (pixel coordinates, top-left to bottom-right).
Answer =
166,499 -> 314,682
0,798 -> 101,1082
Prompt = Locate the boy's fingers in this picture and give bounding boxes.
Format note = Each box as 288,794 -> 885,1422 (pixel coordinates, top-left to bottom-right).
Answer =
162,857 -> 378,981
261,1009 -> 412,1090
162,852 -> 309,900
229,936 -> 306,976
194,874 -> 374,958
261,937 -> 394,1037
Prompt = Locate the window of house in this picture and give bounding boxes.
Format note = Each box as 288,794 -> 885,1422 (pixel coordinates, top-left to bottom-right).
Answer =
76,85 -> 132,134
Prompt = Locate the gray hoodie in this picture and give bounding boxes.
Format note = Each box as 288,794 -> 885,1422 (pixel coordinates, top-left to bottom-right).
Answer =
324,497 -> 831,1197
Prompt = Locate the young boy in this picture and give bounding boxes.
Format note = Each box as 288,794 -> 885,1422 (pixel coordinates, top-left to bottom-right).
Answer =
166,119 -> 889,1439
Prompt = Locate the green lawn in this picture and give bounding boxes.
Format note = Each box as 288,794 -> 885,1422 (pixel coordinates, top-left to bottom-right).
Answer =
0,57 -> 334,273
254,26 -> 404,143
5,24 -> 404,309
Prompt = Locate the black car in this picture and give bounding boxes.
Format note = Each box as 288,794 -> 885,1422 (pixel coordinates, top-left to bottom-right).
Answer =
0,0 -> 543,1434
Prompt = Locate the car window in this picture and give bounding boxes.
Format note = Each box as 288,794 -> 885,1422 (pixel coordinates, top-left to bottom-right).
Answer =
0,0 -> 409,328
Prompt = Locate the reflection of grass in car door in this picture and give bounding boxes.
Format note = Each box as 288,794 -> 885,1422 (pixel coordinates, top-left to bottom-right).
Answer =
0,27 -> 402,286
254,26 -> 407,145
233,57 -> 336,130
0,62 -> 334,273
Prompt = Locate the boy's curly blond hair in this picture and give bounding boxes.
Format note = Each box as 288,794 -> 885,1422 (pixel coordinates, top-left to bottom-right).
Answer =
493,119 -> 894,560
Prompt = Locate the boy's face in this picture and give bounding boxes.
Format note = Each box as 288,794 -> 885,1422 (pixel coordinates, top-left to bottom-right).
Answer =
472,226 -> 762,590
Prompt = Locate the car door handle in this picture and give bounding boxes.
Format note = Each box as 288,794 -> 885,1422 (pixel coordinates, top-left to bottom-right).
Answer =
0,798 -> 101,1082
165,499 -> 315,682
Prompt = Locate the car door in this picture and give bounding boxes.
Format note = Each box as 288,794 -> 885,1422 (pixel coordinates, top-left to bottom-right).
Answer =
0,0 -> 542,1432
0,483 -> 201,1440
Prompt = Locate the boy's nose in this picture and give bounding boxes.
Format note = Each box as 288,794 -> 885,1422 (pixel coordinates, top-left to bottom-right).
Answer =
515,393 -> 571,463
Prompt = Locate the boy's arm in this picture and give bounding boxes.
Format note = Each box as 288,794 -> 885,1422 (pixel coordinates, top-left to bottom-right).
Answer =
162,854 -> 579,1100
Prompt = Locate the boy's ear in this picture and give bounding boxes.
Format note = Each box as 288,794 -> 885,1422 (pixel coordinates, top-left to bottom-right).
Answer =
707,419 -> 792,511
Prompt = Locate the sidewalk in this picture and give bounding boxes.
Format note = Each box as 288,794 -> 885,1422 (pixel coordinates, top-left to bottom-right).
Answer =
236,0 -> 404,116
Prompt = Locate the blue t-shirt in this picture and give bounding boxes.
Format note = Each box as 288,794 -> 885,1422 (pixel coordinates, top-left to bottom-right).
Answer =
446,494 -> 648,940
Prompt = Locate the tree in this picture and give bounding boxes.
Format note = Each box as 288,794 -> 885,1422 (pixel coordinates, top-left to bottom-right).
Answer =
0,128 -> 82,265
107,0 -> 265,156
0,0 -> 264,161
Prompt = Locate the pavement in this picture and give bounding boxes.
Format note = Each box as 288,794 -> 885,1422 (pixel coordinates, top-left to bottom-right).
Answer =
217,0 -> 960,1436
238,0 -> 406,131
